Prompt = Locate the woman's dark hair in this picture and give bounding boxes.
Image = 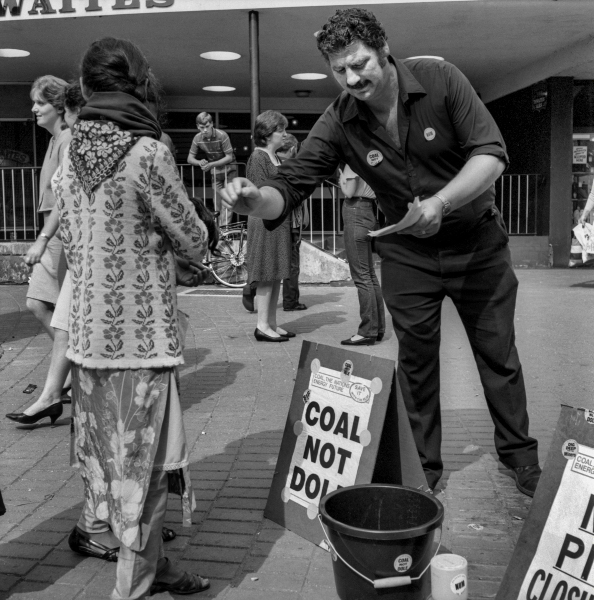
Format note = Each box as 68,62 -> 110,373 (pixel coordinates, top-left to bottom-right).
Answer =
80,37 -> 160,104
253,110 -> 288,148
316,8 -> 387,63
64,81 -> 86,113
188,197 -> 219,255
30,75 -> 68,115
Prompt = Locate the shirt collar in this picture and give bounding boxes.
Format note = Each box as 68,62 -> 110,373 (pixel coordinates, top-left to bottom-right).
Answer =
341,55 -> 426,123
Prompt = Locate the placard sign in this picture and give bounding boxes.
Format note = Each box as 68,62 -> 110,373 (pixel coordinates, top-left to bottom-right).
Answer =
265,341 -> 426,546
574,146 -> 588,165
497,405 -> 594,599
283,361 -> 381,518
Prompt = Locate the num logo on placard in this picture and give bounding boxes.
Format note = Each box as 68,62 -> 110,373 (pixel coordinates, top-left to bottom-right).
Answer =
349,383 -> 371,403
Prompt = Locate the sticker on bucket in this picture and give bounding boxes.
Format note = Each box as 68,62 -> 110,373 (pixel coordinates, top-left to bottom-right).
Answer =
394,554 -> 412,573
562,439 -> 578,459
450,573 -> 467,595
586,410 -> 594,425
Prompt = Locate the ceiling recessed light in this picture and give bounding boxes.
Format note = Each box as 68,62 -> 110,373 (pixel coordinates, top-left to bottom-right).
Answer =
200,51 -> 241,61
203,86 -> 236,92
291,73 -> 327,81
0,49 -> 30,58
406,55 -> 444,61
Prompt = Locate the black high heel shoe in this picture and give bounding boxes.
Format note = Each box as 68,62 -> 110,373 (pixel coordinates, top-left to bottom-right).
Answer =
254,328 -> 289,342
6,402 -> 63,425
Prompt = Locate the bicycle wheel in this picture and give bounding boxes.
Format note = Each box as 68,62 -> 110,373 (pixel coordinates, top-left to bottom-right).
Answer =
210,224 -> 248,288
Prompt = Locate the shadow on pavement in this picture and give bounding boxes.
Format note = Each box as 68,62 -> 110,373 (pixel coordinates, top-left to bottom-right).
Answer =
280,310 -> 347,335
571,279 -> 594,288
0,311 -> 39,347
0,430 -> 289,600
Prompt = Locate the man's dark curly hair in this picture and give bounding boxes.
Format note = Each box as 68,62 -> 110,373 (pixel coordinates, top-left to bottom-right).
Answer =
316,8 -> 387,62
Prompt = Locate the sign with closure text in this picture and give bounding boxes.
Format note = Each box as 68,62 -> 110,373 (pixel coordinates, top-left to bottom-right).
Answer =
265,341 -> 426,546
497,405 -> 594,599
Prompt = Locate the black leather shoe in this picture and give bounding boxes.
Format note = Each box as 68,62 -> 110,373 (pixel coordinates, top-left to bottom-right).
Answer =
254,328 -> 289,342
341,336 -> 376,346
68,526 -> 119,562
376,332 -> 385,342
510,464 -> 541,497
284,303 -> 307,311
6,402 -> 62,425
277,330 -> 296,338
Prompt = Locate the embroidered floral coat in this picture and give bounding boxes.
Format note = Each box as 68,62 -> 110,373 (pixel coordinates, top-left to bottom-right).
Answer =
53,128 -> 208,370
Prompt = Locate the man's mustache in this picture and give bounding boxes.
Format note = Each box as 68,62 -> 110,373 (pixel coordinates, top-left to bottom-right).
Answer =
347,81 -> 368,90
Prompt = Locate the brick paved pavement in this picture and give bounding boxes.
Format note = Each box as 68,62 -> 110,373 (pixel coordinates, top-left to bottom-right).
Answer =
1,269 -> 594,599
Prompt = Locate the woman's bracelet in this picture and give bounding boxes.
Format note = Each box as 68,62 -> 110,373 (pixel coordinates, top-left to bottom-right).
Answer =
39,232 -> 50,242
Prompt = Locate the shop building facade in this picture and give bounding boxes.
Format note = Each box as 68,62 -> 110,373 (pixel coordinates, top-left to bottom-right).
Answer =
1,0 -> 594,268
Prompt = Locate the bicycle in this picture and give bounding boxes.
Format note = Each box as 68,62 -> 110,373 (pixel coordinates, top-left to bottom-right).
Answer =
204,218 -> 248,288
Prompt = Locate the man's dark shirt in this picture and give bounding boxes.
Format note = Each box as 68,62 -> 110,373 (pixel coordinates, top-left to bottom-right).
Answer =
262,56 -> 509,248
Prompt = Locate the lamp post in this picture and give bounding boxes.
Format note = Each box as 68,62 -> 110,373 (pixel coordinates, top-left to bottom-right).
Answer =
249,10 -> 260,150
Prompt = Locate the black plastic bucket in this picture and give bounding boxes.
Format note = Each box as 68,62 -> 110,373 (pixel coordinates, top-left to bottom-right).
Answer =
319,484 -> 444,600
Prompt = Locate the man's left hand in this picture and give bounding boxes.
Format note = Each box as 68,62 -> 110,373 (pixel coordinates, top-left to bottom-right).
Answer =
200,162 -> 213,172
398,196 -> 443,238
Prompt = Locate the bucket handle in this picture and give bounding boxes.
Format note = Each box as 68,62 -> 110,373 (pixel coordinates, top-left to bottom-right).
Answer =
317,514 -> 442,590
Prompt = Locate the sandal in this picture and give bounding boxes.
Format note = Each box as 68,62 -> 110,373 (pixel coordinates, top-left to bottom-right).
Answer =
150,571 -> 210,595
68,526 -> 118,562
162,526 -> 176,543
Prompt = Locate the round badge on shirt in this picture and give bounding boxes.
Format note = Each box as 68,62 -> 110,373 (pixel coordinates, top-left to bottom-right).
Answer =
424,127 -> 436,141
367,150 -> 383,166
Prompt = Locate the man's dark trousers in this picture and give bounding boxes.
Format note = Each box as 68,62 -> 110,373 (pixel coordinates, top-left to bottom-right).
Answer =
376,212 -> 538,489
282,230 -> 302,309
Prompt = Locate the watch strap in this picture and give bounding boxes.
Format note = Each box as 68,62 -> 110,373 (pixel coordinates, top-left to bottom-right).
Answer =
434,193 -> 452,216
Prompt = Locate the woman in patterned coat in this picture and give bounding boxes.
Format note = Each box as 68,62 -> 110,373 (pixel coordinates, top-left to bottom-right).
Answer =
53,38 -> 210,598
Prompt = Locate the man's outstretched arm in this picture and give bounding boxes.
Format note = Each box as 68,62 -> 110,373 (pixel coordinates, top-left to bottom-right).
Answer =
219,178 -> 287,220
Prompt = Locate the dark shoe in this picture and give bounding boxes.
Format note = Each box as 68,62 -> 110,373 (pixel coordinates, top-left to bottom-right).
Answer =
284,303 -> 307,311
510,464 -> 541,497
6,402 -> 62,425
376,332 -> 385,342
162,526 -> 176,542
68,526 -> 119,562
242,289 -> 255,312
254,328 -> 289,342
341,336 -> 376,346
151,571 -> 210,595
277,330 -> 296,338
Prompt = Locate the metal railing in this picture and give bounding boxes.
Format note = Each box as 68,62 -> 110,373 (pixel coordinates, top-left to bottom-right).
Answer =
494,174 -> 539,235
0,166 -> 40,241
0,167 -> 541,246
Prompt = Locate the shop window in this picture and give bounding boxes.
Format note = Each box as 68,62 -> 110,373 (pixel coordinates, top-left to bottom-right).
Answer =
218,112 -> 251,130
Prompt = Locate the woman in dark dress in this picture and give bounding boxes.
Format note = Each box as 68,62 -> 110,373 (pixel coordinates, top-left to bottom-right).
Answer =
246,111 -> 294,342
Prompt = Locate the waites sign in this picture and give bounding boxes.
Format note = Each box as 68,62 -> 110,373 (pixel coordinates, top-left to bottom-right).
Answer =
0,0 -> 173,18
0,0 -> 337,19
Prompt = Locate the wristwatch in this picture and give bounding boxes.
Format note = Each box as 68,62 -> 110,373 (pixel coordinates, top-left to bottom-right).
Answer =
434,193 -> 452,216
